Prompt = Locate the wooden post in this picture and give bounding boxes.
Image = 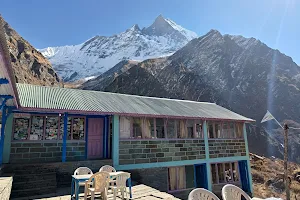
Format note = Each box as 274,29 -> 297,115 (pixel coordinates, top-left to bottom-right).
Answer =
284,123 -> 290,200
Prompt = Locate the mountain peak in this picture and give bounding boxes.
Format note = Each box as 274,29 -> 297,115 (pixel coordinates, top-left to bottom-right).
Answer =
129,24 -> 141,32
142,15 -> 197,41
154,14 -> 167,23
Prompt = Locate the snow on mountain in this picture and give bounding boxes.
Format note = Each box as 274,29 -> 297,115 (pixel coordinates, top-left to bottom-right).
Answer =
39,15 -> 197,82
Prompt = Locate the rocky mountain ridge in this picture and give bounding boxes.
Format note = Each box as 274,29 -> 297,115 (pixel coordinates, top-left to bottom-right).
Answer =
1,16 -> 60,86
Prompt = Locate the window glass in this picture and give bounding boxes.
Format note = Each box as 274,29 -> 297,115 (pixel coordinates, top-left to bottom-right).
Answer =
166,119 -> 176,138
13,118 -> 29,140
156,118 -> 165,138
215,123 -> 221,138
195,122 -> 203,138
229,122 -> 235,138
211,164 -> 217,184
218,163 -> 225,183
187,120 -> 194,138
30,116 -> 44,140
72,117 -> 85,140
132,118 -> 142,138
208,123 -> 214,138
150,118 -> 156,138
225,163 -> 232,182
120,116 -> 131,138
236,123 -> 243,138
185,165 -> 195,188
45,116 -> 59,140
222,122 -> 228,138
211,162 -> 240,185
232,162 -> 239,181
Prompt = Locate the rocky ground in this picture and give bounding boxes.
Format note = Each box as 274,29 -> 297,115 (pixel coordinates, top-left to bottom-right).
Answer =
251,153 -> 300,199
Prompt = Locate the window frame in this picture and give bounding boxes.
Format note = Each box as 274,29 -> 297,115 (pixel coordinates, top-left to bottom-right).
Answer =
167,165 -> 195,192
12,114 -> 86,141
210,161 -> 240,185
207,121 -> 243,139
120,116 -> 205,140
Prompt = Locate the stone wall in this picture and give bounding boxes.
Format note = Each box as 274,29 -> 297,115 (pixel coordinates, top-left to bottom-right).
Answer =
10,141 -> 85,163
119,139 -> 205,165
208,139 -> 246,158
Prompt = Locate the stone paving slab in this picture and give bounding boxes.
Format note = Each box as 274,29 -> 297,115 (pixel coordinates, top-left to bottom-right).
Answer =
35,184 -> 181,200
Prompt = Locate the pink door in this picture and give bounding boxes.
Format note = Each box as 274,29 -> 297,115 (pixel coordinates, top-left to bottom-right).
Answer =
88,118 -> 103,159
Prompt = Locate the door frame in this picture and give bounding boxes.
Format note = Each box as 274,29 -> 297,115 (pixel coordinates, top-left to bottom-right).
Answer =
85,115 -> 109,160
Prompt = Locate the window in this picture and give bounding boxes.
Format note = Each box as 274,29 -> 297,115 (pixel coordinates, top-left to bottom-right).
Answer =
156,118 -> 165,138
132,118 -> 142,138
208,123 -> 214,138
211,162 -> 240,184
13,114 -> 85,141
168,166 -> 194,191
195,122 -> 203,138
119,117 -> 206,140
208,121 -> 244,139
45,116 -> 59,140
72,117 -> 85,140
178,120 -> 188,138
166,119 -> 176,138
150,118 -> 156,138
30,116 -> 44,140
235,123 -> 243,138
187,120 -> 194,138
120,116 -> 131,138
13,117 -> 30,140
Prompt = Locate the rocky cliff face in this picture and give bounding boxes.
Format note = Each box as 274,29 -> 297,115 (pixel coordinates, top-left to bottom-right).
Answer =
82,30 -> 300,162
2,17 -> 60,86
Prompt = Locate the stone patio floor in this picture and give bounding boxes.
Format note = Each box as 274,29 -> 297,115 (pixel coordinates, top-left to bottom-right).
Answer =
16,184 -> 181,200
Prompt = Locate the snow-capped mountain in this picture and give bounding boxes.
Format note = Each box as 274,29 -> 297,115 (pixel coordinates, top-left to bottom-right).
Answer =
39,15 -> 197,82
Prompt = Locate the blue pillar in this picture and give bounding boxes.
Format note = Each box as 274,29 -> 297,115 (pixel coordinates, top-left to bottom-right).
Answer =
112,115 -> 119,167
203,120 -> 212,191
62,112 -> 68,162
243,123 -> 253,194
0,106 -> 7,165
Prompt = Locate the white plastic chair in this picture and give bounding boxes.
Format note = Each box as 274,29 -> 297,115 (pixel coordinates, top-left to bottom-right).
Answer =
99,165 -> 117,173
109,172 -> 130,200
188,188 -> 220,200
74,167 -> 93,187
222,184 -> 251,200
84,172 -> 110,200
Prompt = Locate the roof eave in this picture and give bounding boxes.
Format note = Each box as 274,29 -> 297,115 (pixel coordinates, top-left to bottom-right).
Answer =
17,106 -> 256,123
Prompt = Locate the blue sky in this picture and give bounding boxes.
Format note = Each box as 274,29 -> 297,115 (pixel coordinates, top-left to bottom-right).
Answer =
1,0 -> 300,64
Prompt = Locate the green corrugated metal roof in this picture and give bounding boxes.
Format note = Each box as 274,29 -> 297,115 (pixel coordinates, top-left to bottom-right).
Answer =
16,83 -> 255,122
